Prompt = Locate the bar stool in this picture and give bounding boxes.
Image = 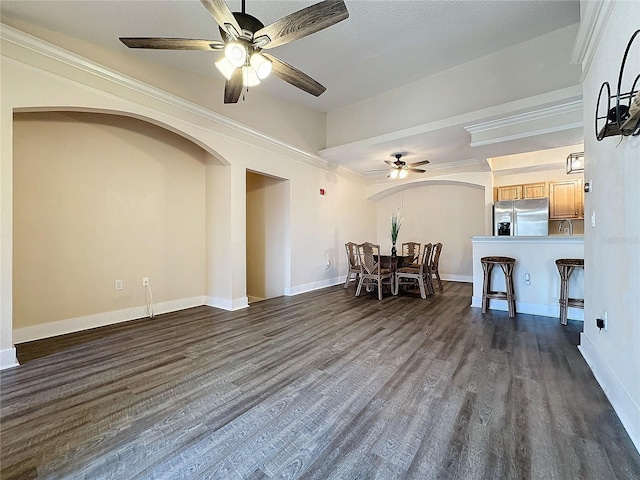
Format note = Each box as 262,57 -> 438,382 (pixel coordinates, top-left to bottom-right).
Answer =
481,256 -> 516,318
555,258 -> 584,325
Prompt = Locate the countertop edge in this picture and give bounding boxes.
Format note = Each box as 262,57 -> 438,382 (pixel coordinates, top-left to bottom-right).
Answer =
471,236 -> 584,244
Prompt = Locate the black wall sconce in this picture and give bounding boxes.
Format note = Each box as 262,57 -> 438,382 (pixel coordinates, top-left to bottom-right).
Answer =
595,29 -> 640,140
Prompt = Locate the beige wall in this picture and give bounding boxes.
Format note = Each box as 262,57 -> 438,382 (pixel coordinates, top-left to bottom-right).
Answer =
246,171 -> 288,300
492,144 -> 585,186
376,183 -> 486,281
2,18 -> 327,154
579,0 -> 639,449
12,111 -> 207,330
1,23 -> 374,357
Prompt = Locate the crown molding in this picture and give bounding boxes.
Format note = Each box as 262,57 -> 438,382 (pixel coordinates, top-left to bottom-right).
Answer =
571,0 -> 616,82
0,23 -> 364,183
491,162 -> 566,177
427,159 -> 481,171
465,100 -> 583,135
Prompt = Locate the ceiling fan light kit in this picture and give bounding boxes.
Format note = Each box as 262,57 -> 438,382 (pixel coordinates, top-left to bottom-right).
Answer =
119,0 -> 349,103
383,153 -> 429,179
242,65 -> 261,87
250,52 -> 272,80
215,56 -> 237,80
224,42 -> 247,67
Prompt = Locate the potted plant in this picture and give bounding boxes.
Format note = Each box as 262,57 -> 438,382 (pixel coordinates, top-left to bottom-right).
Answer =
390,212 -> 403,257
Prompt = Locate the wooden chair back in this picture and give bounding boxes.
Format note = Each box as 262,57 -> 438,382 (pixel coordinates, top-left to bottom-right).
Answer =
358,242 -> 381,276
402,242 -> 421,264
345,242 -> 359,269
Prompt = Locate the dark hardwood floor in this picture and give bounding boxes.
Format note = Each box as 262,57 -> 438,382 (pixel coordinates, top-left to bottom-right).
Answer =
2,282 -> 639,479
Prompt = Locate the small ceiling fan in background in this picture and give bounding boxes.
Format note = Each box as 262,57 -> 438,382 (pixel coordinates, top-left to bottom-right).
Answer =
379,153 -> 430,179
119,0 -> 349,103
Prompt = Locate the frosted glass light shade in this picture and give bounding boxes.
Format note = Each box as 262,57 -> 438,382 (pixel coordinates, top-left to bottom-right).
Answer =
389,169 -> 399,179
399,169 -> 408,179
215,57 -> 236,80
242,66 -> 260,87
250,53 -> 272,80
225,42 -> 246,67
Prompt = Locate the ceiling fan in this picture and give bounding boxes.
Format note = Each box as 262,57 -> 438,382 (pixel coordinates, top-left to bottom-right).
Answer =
384,153 -> 430,179
119,0 -> 349,104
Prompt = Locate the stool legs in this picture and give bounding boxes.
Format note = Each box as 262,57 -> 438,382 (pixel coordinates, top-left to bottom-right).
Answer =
500,262 -> 516,318
557,264 -> 575,326
481,258 -> 516,318
481,262 -> 493,314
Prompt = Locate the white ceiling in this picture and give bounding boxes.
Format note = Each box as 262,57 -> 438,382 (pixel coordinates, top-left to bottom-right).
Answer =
1,0 -> 583,177
1,0 -> 580,113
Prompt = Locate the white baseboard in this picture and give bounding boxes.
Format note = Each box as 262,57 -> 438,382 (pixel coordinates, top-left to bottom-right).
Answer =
441,274 -> 472,283
286,274 -> 470,298
13,296 -> 206,344
470,296 -> 584,321
0,348 -> 19,370
579,333 -> 640,453
205,296 -> 249,311
285,276 -> 343,296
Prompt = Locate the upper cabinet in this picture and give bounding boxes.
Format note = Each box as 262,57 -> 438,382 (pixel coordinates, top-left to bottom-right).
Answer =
494,182 -> 548,201
494,180 -> 584,220
522,182 -> 549,199
494,185 -> 522,201
549,179 -> 584,219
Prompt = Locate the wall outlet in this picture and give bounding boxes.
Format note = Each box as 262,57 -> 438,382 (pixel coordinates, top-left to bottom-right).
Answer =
596,311 -> 608,331
142,277 -> 149,287
524,273 -> 531,285
114,279 -> 123,291
564,227 -> 570,235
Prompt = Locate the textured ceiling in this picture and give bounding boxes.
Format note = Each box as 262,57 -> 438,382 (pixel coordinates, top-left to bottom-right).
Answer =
1,0 -> 581,113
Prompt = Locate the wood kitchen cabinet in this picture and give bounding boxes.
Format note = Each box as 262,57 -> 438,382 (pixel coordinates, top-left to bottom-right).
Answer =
549,179 -> 584,219
522,182 -> 548,199
494,185 -> 522,201
494,182 -> 548,201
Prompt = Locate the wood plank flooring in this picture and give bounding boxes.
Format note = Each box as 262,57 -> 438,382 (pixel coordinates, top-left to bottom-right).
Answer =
2,282 -> 639,479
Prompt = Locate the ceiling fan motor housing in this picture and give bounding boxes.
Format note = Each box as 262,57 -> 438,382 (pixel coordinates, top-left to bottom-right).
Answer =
220,12 -> 265,43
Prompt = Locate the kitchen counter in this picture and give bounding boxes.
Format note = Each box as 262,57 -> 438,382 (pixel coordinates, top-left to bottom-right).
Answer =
471,236 -> 584,320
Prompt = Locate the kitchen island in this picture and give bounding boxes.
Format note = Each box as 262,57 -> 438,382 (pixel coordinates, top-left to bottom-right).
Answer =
471,236 -> 584,320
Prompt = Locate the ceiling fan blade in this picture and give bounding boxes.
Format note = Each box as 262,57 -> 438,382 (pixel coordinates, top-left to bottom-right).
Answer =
200,0 -> 243,38
384,160 -> 399,167
407,168 -> 426,173
255,0 -> 349,50
408,160 -> 430,167
262,53 -> 326,97
224,68 -> 243,104
119,37 -> 224,50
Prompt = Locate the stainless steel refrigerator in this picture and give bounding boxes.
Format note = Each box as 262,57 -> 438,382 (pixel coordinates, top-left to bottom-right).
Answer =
493,198 -> 549,236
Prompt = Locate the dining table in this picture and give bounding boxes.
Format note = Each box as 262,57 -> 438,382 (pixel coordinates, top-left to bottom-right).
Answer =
374,255 -> 416,296
376,255 -> 415,271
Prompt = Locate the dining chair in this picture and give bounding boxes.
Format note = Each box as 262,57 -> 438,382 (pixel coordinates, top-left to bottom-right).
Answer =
355,242 -> 394,300
401,242 -> 421,265
395,243 -> 434,299
343,242 -> 360,289
429,242 -> 443,291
